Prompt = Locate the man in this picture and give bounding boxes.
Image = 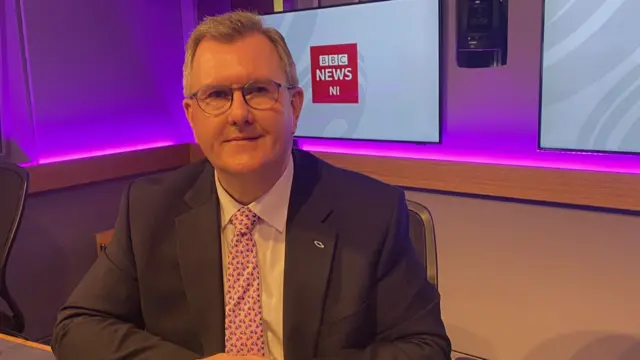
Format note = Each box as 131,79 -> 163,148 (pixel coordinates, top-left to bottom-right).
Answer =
51,10 -> 450,360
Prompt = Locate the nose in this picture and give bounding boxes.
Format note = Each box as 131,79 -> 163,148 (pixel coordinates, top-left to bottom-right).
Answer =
227,90 -> 252,126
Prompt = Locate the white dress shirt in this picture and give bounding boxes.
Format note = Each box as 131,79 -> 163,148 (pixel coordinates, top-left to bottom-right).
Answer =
215,155 -> 293,360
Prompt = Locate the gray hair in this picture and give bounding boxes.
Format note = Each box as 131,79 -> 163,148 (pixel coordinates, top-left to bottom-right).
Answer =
183,10 -> 299,97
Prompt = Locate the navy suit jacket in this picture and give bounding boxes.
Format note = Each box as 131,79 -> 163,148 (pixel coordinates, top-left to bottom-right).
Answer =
52,149 -> 451,359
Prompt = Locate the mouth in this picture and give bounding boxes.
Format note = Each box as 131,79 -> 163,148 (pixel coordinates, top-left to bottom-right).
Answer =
225,136 -> 261,143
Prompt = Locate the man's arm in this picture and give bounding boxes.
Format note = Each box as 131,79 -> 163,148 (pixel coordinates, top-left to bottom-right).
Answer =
316,191 -> 451,360
51,182 -> 200,360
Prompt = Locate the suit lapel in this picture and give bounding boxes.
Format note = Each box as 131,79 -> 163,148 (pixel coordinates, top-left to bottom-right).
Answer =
283,151 -> 337,360
175,163 -> 225,356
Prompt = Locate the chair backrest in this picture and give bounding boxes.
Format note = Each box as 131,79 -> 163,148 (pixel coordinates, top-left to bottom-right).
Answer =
406,199 -> 438,289
0,160 -> 28,333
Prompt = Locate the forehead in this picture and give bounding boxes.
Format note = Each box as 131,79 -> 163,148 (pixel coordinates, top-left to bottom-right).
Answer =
190,33 -> 286,89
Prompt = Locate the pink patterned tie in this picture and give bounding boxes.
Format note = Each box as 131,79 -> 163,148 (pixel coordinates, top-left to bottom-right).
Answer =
225,206 -> 265,356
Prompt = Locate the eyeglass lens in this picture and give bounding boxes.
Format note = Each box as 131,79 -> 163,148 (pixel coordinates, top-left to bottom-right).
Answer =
195,80 -> 280,115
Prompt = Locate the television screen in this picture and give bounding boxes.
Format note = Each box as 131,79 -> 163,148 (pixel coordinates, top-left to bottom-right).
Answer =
539,0 -> 640,154
262,0 -> 441,143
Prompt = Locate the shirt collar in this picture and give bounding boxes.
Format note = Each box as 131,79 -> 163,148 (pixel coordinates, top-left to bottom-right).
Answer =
215,154 -> 294,233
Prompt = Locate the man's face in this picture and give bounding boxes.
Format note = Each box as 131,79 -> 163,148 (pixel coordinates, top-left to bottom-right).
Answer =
183,33 -> 304,176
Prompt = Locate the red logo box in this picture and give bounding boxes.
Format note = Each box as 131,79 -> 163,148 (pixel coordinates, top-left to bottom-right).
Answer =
310,43 -> 359,104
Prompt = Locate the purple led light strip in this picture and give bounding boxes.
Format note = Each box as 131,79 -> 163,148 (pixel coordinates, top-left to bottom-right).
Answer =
298,138 -> 640,175
20,138 -> 640,177
22,141 -> 175,166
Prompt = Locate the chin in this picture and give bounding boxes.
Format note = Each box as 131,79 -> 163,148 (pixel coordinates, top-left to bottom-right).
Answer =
226,163 -> 264,174
217,155 -> 267,175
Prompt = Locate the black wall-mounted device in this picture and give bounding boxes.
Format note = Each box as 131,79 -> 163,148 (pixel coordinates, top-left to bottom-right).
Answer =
456,0 -> 509,68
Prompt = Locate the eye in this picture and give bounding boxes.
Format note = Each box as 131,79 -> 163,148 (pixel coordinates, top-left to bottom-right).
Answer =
245,85 -> 270,95
206,88 -> 232,99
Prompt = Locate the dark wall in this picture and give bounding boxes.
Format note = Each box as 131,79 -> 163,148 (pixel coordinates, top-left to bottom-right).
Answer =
231,0 -> 274,14
407,189 -> 640,360
6,176 -> 135,341
196,0 -> 276,20
2,0 -> 192,164
196,0 -> 231,22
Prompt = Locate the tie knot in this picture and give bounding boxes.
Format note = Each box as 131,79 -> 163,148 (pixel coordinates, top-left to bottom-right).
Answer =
230,206 -> 259,233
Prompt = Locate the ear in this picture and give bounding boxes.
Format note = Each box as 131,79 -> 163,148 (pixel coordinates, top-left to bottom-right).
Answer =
183,98 -> 194,126
183,98 -> 198,141
289,87 -> 304,133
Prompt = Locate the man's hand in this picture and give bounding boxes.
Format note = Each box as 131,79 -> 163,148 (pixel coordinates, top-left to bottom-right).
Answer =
200,355 -> 269,360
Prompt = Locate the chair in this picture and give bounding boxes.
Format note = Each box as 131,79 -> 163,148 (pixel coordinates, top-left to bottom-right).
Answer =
0,160 -> 28,337
406,199 -> 438,289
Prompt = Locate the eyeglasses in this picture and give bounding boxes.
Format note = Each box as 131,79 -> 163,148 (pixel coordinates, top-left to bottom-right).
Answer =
189,80 -> 297,116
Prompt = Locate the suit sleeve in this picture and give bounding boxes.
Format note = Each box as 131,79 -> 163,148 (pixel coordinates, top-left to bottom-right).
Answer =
315,191 -> 451,360
51,182 -> 201,360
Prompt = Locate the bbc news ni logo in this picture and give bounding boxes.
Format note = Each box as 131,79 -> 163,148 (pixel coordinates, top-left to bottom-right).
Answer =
310,43 -> 359,104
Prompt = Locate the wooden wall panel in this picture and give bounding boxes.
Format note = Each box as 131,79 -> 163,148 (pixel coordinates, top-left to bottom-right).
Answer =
24,143 -> 640,212
27,144 -> 191,194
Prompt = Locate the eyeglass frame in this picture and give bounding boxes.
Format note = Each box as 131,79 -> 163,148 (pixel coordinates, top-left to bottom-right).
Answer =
187,79 -> 299,116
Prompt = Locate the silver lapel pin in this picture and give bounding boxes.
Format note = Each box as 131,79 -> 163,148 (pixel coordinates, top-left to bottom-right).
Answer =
314,240 -> 325,248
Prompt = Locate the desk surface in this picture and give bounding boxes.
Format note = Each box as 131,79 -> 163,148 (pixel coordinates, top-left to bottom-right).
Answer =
0,334 -> 53,359
452,350 -> 484,360
0,334 -> 479,359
